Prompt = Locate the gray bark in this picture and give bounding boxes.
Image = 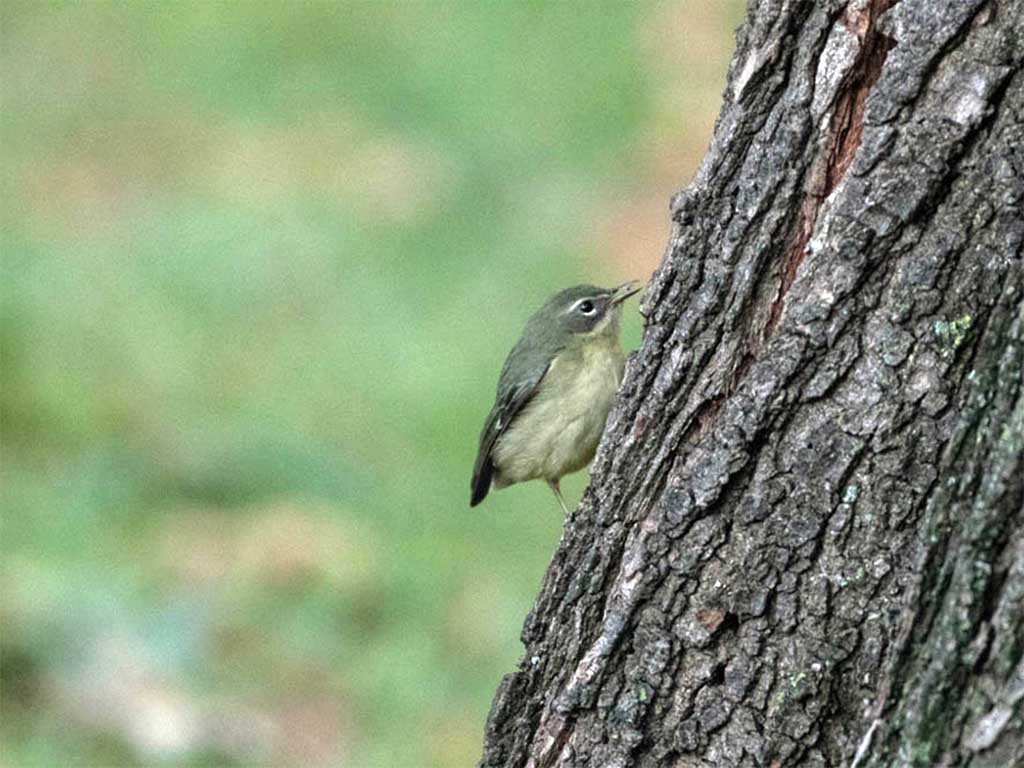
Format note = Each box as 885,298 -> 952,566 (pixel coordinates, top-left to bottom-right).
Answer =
479,1 -> 1023,767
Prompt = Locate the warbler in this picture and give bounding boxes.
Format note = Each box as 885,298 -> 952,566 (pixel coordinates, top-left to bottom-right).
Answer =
470,280 -> 642,514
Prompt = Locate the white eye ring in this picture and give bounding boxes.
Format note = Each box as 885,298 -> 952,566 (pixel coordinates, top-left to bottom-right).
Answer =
577,299 -> 596,315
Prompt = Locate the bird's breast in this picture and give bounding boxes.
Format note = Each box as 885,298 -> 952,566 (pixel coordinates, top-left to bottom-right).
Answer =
492,339 -> 625,486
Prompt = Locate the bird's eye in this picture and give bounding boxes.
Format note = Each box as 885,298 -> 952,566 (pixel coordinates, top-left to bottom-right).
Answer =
578,300 -> 595,315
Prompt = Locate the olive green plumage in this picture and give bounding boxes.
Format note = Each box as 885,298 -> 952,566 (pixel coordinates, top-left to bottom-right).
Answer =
470,281 -> 641,513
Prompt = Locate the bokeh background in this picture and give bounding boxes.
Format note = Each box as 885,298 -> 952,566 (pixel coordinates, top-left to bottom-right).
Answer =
1,2 -> 741,765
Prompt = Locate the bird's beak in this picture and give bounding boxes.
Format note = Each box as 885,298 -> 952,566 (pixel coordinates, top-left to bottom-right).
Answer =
611,279 -> 643,304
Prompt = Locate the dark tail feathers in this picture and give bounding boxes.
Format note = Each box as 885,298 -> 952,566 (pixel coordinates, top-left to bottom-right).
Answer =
470,456 -> 493,507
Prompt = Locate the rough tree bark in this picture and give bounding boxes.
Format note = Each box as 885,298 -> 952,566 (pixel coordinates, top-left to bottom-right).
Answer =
480,1 -> 1023,766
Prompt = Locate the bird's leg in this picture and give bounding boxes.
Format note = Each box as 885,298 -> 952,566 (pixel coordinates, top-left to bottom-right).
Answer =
547,478 -> 570,515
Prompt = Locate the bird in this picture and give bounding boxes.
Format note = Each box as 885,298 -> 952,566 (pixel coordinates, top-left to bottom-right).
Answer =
470,280 -> 642,514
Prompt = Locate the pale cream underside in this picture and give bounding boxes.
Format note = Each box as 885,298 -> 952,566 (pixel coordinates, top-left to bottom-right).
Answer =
492,334 -> 624,487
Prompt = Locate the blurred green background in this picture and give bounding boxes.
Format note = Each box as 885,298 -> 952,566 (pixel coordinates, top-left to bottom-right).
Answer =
1,2 -> 739,766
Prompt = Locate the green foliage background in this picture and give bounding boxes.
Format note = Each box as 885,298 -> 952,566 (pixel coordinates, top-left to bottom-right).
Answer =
1,2 -> 739,765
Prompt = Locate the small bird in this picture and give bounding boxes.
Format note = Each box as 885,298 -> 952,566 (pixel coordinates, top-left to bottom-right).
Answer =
470,280 -> 642,514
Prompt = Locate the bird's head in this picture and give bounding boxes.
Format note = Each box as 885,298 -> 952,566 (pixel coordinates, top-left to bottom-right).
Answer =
535,280 -> 643,344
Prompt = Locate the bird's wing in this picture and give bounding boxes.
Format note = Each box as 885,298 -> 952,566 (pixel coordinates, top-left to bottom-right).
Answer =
469,359 -> 550,507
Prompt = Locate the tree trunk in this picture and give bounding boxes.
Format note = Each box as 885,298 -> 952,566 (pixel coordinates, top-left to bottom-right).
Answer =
479,1 -> 1023,766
